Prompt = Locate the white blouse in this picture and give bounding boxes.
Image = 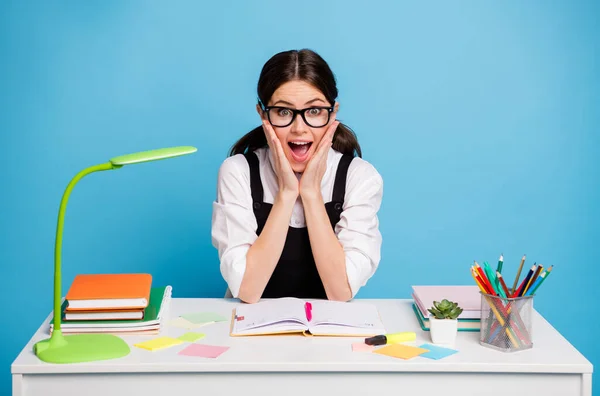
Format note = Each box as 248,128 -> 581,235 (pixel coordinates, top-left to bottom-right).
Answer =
211,147 -> 383,299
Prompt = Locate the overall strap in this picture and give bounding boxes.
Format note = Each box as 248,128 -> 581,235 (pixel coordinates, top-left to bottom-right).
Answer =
244,151 -> 263,207
331,154 -> 354,204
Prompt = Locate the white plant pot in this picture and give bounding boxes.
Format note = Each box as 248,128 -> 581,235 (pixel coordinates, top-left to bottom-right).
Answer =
429,317 -> 458,345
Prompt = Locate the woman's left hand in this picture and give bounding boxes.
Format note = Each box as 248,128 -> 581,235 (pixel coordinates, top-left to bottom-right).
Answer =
299,121 -> 339,200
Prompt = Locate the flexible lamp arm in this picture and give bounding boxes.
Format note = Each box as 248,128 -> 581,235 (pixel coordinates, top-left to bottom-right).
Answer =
52,162 -> 121,333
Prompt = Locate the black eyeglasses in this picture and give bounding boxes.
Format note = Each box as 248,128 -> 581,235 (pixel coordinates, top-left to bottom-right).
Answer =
261,105 -> 334,128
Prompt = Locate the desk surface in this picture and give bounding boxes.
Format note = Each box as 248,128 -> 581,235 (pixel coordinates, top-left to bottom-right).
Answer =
11,298 -> 593,375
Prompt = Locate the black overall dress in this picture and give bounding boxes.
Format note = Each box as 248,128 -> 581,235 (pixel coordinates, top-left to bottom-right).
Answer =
244,151 -> 354,299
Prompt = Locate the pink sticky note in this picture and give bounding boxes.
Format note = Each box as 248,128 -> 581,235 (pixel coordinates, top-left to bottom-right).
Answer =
178,343 -> 230,358
352,342 -> 375,352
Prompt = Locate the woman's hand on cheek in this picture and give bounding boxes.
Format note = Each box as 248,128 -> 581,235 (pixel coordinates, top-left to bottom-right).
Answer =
299,121 -> 338,200
262,120 -> 299,199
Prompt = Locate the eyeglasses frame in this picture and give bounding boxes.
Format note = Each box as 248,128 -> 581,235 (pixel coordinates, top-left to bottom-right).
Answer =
260,104 -> 334,128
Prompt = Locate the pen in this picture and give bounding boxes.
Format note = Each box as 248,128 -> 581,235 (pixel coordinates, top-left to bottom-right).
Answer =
304,302 -> 312,322
365,332 -> 416,346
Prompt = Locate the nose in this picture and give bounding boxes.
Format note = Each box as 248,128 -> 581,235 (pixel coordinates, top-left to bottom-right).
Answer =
290,112 -> 309,134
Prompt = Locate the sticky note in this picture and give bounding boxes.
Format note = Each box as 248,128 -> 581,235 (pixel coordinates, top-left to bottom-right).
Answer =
168,317 -> 211,329
181,312 -> 228,324
418,343 -> 458,360
134,336 -> 183,351
373,343 -> 429,360
177,332 -> 206,342
352,342 -> 375,352
178,343 -> 230,358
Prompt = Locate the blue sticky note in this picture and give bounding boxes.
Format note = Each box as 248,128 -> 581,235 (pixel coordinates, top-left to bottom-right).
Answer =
418,344 -> 458,360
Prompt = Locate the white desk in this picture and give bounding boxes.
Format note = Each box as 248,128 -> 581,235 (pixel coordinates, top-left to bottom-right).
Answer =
12,298 -> 593,396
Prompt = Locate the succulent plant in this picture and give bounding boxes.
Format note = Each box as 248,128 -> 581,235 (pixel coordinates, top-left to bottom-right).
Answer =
428,299 -> 463,320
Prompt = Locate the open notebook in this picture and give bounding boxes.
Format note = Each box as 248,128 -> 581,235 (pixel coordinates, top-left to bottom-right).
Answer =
230,298 -> 386,337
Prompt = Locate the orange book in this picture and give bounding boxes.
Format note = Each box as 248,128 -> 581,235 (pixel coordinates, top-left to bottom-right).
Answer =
65,273 -> 152,311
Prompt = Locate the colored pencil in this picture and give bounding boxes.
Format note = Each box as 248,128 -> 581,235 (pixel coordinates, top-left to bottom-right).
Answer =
527,265 -> 553,296
496,271 -> 511,298
470,260 -> 531,348
511,254 -> 526,294
473,268 -> 494,295
474,261 -> 495,294
471,268 -> 489,294
524,264 -> 544,295
515,264 -> 537,297
496,253 -> 504,274
483,261 -> 499,295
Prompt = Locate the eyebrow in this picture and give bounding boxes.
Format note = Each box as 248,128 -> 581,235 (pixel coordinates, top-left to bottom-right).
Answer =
271,98 -> 327,107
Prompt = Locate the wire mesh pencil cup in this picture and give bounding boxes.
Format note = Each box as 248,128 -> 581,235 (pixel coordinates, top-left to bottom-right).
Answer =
480,292 -> 534,352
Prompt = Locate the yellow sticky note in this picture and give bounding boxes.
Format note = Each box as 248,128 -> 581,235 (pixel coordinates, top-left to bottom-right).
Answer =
373,343 -> 429,360
134,336 -> 183,351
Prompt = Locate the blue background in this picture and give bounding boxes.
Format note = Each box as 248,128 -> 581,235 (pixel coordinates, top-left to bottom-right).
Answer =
1,0 -> 598,394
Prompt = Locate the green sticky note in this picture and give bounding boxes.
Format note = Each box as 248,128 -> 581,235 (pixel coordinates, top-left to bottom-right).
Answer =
177,332 -> 206,342
181,312 -> 228,324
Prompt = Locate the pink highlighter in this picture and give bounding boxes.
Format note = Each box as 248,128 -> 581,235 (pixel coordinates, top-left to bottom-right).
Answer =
305,302 -> 312,321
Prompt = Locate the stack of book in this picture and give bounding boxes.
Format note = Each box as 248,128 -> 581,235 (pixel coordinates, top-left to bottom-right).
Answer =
50,273 -> 171,335
411,285 -> 481,332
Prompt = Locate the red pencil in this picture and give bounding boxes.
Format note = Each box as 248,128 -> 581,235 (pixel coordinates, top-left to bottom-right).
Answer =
472,268 -> 493,295
496,271 -> 511,298
474,261 -> 495,295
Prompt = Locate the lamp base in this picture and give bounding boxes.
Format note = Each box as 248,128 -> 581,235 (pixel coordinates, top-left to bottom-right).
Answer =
34,331 -> 130,363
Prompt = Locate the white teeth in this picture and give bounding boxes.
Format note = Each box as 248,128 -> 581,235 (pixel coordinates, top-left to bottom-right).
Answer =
290,141 -> 311,145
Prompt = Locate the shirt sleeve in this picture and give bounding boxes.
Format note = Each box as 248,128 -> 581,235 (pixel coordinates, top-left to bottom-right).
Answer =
335,159 -> 384,298
211,155 -> 258,298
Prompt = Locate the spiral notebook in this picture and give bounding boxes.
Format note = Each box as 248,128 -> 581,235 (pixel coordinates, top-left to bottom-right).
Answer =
230,298 -> 385,337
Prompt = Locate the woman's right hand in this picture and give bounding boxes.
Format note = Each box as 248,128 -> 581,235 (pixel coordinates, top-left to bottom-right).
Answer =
262,120 -> 299,199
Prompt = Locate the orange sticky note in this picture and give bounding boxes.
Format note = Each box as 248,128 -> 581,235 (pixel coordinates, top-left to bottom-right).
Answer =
373,343 -> 429,360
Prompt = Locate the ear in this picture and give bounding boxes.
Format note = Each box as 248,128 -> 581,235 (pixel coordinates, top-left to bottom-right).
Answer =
256,104 -> 266,120
331,101 -> 340,121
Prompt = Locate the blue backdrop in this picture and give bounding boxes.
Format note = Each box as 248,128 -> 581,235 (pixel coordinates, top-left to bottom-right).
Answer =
1,1 -> 598,394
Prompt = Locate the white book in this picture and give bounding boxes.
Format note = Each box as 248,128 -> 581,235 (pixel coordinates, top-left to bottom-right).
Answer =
230,298 -> 386,337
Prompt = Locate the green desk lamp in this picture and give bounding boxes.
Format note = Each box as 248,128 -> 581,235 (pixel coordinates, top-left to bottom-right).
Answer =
33,146 -> 197,364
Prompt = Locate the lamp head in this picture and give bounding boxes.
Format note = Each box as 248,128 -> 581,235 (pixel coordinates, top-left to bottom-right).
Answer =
109,146 -> 197,167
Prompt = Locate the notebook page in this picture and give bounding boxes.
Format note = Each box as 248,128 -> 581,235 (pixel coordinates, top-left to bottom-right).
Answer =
309,300 -> 385,333
232,298 -> 307,334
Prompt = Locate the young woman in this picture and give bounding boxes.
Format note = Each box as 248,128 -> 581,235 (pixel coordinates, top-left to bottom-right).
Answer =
211,49 -> 383,303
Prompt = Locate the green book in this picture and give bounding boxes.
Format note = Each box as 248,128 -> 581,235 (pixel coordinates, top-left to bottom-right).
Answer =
51,286 -> 171,329
412,304 -> 480,332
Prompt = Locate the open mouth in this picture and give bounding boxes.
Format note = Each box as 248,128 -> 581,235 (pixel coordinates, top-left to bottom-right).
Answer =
288,141 -> 313,163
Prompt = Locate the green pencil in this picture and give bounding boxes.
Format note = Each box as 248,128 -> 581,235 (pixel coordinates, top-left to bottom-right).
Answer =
483,261 -> 499,295
529,265 -> 553,295
496,253 -> 504,274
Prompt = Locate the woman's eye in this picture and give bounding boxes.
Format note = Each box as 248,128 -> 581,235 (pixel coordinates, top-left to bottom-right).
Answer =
277,109 -> 291,116
308,108 -> 321,116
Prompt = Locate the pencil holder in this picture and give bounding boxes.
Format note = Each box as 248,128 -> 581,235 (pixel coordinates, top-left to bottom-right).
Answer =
479,292 -> 534,352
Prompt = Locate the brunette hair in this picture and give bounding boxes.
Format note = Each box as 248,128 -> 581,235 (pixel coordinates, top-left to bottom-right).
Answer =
229,49 -> 362,158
